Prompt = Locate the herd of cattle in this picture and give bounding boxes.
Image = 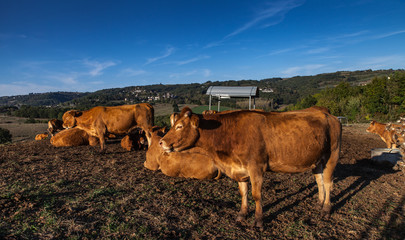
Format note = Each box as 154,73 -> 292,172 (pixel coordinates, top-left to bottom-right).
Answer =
30,103 -> 405,227
31,103 -> 346,228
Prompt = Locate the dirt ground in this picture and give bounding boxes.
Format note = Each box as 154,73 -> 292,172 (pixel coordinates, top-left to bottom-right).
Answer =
0,124 -> 404,239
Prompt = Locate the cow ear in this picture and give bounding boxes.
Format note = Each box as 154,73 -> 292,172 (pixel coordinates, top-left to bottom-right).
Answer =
190,115 -> 199,128
184,110 -> 192,118
74,111 -> 82,117
170,113 -> 178,127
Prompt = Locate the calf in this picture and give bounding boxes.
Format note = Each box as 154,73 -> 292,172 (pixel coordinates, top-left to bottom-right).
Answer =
50,128 -> 99,147
121,129 -> 147,151
47,119 -> 64,136
366,121 -> 398,148
35,133 -> 49,140
144,127 -> 221,180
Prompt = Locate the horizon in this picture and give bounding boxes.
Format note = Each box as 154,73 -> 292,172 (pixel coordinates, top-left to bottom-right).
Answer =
0,68 -> 402,98
1,0 -> 405,97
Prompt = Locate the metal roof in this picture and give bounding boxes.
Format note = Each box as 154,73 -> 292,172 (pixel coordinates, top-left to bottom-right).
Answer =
206,86 -> 259,98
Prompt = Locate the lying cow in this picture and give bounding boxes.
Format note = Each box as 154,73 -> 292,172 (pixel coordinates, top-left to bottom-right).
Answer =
366,121 -> 398,148
121,129 -> 147,151
35,133 -> 49,140
144,127 -> 221,180
50,128 -> 99,147
47,119 -> 64,136
62,103 -> 154,150
160,106 -> 342,228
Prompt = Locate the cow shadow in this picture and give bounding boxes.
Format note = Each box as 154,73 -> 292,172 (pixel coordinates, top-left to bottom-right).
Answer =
261,159 -> 399,225
332,158 -> 398,213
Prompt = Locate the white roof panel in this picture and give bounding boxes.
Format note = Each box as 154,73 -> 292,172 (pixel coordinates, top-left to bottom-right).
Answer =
206,86 -> 258,98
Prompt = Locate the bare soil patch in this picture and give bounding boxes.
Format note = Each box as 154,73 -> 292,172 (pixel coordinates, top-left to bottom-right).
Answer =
0,124 -> 404,239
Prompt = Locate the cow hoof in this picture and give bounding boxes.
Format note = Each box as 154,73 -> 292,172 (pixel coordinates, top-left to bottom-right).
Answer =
321,211 -> 331,219
236,213 -> 247,222
254,220 -> 264,230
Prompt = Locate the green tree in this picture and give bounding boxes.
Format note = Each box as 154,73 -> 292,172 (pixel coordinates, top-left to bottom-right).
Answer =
0,127 -> 12,144
364,77 -> 389,114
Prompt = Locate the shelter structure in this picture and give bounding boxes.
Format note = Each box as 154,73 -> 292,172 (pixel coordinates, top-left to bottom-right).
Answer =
206,86 -> 259,111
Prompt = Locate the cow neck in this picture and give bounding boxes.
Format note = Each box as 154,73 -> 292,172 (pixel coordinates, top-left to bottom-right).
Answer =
76,110 -> 95,129
194,115 -> 228,151
374,122 -> 388,136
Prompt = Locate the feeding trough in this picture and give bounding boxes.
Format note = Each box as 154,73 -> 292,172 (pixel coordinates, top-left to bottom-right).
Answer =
370,148 -> 402,166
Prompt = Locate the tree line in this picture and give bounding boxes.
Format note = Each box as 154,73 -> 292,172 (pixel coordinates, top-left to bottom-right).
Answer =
289,71 -> 405,122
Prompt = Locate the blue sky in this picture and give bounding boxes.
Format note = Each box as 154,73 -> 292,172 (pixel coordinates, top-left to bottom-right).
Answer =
1,0 -> 405,97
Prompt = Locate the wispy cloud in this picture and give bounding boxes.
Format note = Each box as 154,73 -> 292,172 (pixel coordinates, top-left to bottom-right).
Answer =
145,46 -> 175,65
359,55 -> 405,69
169,69 -> 212,79
120,68 -> 147,77
306,47 -> 330,54
206,0 -> 305,48
281,64 -> 325,76
372,30 -> 405,39
0,82 -> 57,97
173,55 -> 210,66
83,59 -> 117,76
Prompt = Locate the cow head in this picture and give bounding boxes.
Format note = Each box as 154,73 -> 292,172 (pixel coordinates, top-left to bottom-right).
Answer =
62,110 -> 82,129
144,127 -> 167,170
159,107 -> 200,153
366,120 -> 377,133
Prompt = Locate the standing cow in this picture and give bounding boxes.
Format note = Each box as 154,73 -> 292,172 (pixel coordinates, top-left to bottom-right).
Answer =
159,106 -> 342,228
62,103 -> 154,150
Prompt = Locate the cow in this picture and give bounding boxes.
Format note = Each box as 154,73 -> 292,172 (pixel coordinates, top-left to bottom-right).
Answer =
35,133 -> 49,140
202,110 -> 218,115
50,128 -> 99,147
366,121 -> 398,148
159,106 -> 342,228
121,129 -> 147,151
144,127 -> 221,180
47,119 -> 64,136
62,103 -> 154,150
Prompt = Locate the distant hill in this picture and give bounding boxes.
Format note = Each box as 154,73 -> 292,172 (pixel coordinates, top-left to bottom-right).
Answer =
1,69 -> 402,108
0,92 -> 89,107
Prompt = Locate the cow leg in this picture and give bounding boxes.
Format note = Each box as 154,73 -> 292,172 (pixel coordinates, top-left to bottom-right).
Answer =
312,164 -> 325,208
237,181 -> 248,222
322,150 -> 339,218
96,128 -> 107,151
250,172 -> 264,228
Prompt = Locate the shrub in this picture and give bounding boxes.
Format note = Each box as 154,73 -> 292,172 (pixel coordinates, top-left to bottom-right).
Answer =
0,127 -> 12,144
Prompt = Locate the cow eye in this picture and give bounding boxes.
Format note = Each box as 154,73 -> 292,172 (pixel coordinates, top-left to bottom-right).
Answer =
175,125 -> 183,130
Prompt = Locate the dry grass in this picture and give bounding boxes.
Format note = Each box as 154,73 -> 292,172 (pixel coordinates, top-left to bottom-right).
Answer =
0,115 -> 48,142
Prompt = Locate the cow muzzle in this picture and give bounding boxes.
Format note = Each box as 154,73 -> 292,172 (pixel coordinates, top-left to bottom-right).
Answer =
159,139 -> 173,153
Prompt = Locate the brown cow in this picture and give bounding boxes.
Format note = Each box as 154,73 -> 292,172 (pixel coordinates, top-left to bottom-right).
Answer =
35,133 -> 49,140
62,103 -> 154,150
366,121 -> 398,148
50,128 -> 99,147
160,106 -> 342,228
144,127 -> 221,180
47,119 -> 64,136
121,129 -> 147,151
202,110 -> 218,115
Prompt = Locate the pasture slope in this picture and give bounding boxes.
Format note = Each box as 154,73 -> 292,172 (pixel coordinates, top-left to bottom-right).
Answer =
0,124 -> 404,239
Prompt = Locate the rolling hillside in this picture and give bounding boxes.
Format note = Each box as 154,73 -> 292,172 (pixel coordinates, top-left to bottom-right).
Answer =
0,69 -> 402,108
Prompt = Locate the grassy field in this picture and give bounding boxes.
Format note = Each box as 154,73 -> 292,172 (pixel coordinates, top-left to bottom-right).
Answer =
0,115 -> 48,142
